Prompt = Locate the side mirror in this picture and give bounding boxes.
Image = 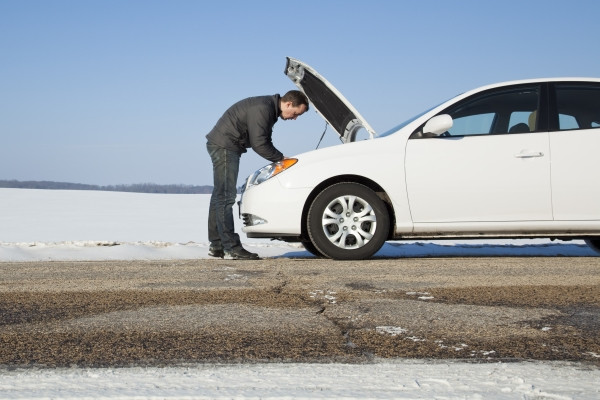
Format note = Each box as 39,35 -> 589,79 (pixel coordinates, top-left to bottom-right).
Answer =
423,114 -> 453,136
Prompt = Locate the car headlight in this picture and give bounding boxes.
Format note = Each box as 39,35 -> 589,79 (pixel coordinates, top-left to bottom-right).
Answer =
245,158 -> 298,189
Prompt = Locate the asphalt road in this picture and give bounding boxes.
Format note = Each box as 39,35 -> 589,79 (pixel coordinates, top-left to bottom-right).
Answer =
1,256 -> 599,367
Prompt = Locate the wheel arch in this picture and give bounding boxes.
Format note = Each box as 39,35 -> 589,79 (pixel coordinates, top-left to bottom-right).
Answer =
300,175 -> 396,241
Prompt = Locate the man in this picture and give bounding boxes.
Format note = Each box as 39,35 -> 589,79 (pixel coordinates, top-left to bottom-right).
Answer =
206,90 -> 309,260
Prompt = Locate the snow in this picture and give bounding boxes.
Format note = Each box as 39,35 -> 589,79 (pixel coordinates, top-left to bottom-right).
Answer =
1,188 -> 598,399
0,188 -> 595,261
2,361 -> 599,399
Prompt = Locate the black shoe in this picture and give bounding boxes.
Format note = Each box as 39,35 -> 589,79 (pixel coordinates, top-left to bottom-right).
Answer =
208,247 -> 224,258
224,247 -> 259,260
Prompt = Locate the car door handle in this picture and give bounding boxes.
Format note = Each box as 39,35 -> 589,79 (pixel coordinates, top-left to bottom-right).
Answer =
514,150 -> 544,158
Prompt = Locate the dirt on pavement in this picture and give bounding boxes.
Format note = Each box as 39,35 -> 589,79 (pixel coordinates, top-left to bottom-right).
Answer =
0,257 -> 598,367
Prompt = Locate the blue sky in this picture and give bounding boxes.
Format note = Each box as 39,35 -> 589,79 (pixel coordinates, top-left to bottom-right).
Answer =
1,0 -> 599,186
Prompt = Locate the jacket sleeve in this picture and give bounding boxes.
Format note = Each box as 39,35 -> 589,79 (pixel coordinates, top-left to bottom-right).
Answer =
246,106 -> 284,162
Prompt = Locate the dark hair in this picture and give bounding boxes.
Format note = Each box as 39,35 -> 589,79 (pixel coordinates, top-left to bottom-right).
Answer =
282,90 -> 309,111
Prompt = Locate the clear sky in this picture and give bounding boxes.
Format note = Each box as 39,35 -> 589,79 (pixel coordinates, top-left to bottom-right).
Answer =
1,0 -> 598,186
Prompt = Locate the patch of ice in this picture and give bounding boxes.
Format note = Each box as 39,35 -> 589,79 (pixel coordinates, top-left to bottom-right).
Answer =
376,326 -> 408,336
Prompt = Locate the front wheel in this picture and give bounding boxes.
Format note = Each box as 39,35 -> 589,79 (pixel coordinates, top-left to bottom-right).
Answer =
307,182 -> 389,260
301,240 -> 325,258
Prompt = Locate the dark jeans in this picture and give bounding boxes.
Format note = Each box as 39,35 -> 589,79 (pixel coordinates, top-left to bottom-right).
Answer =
207,142 -> 242,251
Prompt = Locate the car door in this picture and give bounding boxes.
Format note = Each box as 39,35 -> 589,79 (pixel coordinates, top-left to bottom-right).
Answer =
549,82 -> 600,221
405,84 -> 553,224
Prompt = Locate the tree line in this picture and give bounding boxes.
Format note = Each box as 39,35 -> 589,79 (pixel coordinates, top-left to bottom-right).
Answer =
0,180 -> 214,194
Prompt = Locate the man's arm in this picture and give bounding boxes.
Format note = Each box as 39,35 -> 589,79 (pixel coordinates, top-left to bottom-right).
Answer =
247,107 -> 284,162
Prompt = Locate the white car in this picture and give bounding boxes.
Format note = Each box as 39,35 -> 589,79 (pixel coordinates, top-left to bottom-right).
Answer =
240,57 -> 600,260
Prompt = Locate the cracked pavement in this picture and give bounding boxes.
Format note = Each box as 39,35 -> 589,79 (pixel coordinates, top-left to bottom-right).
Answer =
1,257 -> 599,366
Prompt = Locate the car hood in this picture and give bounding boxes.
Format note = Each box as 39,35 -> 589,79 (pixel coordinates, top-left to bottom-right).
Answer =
285,57 -> 376,143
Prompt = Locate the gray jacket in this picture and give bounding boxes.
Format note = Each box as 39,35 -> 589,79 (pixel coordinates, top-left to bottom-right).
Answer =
206,94 -> 284,162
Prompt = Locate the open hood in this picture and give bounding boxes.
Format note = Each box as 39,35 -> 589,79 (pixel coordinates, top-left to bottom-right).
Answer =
285,57 -> 376,143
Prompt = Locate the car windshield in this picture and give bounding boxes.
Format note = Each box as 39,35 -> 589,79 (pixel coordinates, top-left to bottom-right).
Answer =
378,103 -> 441,138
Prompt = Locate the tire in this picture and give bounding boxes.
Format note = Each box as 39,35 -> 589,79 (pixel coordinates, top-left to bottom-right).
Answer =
301,240 -> 325,258
585,238 -> 600,255
307,182 -> 389,260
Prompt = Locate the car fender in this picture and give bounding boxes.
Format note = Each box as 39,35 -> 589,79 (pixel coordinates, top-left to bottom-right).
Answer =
278,136 -> 414,233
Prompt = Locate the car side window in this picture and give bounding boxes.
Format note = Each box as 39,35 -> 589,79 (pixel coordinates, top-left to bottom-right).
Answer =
555,83 -> 600,131
421,85 -> 540,137
508,111 -> 534,129
559,114 -> 579,130
450,113 -> 495,136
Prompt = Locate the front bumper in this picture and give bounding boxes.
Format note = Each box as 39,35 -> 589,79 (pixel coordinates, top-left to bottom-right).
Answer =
239,177 -> 311,238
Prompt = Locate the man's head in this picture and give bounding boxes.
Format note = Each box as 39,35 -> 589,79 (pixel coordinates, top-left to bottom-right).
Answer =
280,90 -> 309,120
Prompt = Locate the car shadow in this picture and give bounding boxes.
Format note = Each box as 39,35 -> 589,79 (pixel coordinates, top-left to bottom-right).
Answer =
275,241 -> 597,259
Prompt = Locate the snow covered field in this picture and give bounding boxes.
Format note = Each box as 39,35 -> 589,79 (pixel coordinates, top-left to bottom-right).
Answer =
1,188 -> 596,261
1,188 -> 598,399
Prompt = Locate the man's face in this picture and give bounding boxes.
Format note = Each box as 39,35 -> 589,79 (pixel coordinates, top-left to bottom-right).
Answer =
280,102 -> 307,120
